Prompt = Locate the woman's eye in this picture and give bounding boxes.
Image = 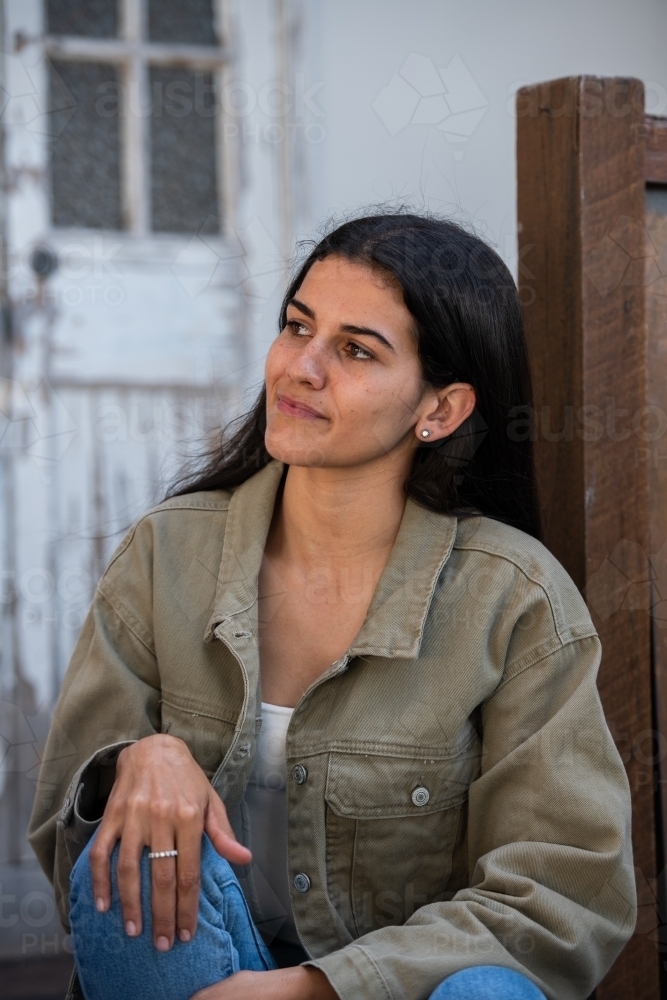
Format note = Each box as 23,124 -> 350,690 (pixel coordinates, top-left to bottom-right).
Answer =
347,342 -> 374,361
286,320 -> 309,336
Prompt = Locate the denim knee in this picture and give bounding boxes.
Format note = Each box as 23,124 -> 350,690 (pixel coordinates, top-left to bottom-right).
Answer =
429,966 -> 546,1000
69,829 -> 274,995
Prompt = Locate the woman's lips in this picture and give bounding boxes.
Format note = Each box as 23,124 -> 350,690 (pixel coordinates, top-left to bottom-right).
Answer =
276,394 -> 326,420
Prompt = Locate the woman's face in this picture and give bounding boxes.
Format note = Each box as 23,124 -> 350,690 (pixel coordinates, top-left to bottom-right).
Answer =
264,255 -> 432,470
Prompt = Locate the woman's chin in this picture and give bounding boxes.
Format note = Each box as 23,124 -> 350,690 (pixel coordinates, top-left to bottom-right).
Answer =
265,436 -> 329,468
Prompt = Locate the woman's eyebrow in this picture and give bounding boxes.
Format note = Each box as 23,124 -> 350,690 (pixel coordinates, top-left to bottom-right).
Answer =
287,298 -> 395,352
340,324 -> 395,352
287,297 -> 315,318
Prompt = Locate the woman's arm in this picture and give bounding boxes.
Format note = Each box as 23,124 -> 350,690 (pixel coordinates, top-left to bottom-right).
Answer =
305,633 -> 636,1000
28,586 -> 162,929
191,968 -> 338,1000
28,515 -> 249,947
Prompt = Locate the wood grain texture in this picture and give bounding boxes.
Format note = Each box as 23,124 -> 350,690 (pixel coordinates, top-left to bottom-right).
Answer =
516,78 -> 585,581
645,181 -> 667,956
645,116 -> 667,183
517,77 -> 658,999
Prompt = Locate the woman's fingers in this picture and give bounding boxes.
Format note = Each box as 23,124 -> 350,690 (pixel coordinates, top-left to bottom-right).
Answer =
115,830 -> 146,938
175,815 -> 202,943
149,820 -> 179,951
151,855 -> 178,951
88,818 -> 119,914
205,789 -> 252,866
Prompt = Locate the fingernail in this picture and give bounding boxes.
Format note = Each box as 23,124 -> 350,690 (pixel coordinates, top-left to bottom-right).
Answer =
156,936 -> 170,952
95,897 -> 106,913
178,929 -> 191,943
125,921 -> 137,937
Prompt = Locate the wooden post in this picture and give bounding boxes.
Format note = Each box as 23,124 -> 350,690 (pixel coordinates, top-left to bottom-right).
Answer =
517,77 -> 658,998
645,126 -> 667,987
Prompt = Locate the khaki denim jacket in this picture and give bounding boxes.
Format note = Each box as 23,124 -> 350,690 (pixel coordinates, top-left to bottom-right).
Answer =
29,460 -> 636,1000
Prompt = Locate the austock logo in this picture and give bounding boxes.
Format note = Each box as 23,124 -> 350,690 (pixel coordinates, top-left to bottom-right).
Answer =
373,53 -> 488,142
0,378 -> 77,472
171,215 -> 283,306
583,215 -> 667,298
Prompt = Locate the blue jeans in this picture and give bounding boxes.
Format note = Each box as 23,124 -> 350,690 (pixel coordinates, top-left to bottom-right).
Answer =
70,833 -> 546,1000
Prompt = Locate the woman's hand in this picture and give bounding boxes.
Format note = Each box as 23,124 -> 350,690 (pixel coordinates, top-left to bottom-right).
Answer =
191,968 -> 338,1000
89,734 -> 251,950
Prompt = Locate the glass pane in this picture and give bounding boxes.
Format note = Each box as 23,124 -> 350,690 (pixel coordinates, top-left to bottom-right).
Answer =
646,185 -> 667,216
47,0 -> 117,38
49,61 -> 123,230
149,67 -> 219,234
147,0 -> 218,45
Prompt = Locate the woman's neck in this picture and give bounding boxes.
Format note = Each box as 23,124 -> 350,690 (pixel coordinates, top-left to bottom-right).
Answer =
266,460 -> 409,570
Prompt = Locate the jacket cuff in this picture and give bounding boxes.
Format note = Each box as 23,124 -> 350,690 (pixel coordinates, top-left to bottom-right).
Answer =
305,945 -> 393,1000
58,741 -> 136,842
53,741 -> 136,931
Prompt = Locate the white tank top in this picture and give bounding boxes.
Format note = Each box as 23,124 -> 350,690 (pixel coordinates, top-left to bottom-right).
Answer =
231,702 -> 299,945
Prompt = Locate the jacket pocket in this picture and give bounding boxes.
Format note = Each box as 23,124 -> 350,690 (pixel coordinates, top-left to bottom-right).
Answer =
324,731 -> 481,938
160,693 -> 236,779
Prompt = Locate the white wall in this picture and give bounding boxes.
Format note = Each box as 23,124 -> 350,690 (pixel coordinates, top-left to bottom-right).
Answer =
309,0 -> 667,276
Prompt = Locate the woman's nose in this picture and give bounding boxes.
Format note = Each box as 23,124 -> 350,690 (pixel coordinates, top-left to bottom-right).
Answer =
285,341 -> 326,388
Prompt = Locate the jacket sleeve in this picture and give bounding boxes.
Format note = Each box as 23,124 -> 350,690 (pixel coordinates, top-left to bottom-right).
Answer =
27,581 -> 161,930
308,632 -> 637,1000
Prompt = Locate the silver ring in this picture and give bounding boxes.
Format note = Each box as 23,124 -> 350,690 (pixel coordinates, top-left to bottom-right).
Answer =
148,849 -> 178,859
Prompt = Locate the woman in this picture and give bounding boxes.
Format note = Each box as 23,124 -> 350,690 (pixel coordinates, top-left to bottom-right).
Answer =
29,213 -> 635,1000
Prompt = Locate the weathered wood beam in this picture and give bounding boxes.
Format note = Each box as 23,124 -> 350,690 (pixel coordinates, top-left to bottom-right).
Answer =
517,76 -> 658,999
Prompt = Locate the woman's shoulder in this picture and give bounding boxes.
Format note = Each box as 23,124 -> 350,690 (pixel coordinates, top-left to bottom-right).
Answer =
149,488 -> 235,516
454,513 -> 563,579
452,514 -> 596,644
103,489 -> 235,579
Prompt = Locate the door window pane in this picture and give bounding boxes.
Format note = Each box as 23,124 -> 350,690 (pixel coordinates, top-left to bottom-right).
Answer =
49,61 -> 123,230
149,67 -> 219,234
147,0 -> 217,45
47,0 -> 118,38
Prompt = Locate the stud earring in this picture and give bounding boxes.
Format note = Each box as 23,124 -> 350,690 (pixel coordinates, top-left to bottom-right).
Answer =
420,429 -> 430,438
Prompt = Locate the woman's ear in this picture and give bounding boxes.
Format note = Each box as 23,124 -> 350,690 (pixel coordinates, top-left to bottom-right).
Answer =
414,383 -> 476,443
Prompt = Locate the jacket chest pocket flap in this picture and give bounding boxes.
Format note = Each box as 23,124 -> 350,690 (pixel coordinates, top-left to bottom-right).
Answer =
325,738 -> 481,818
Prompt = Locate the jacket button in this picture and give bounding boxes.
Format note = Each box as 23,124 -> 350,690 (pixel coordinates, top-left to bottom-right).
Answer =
411,786 -> 430,807
292,764 -> 308,785
293,872 -> 311,893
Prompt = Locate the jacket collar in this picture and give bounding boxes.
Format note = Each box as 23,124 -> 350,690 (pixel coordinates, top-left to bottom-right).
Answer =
204,460 -> 284,642
204,460 -> 458,659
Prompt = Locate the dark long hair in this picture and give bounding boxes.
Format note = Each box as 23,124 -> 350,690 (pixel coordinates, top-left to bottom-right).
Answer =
170,212 -> 541,540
